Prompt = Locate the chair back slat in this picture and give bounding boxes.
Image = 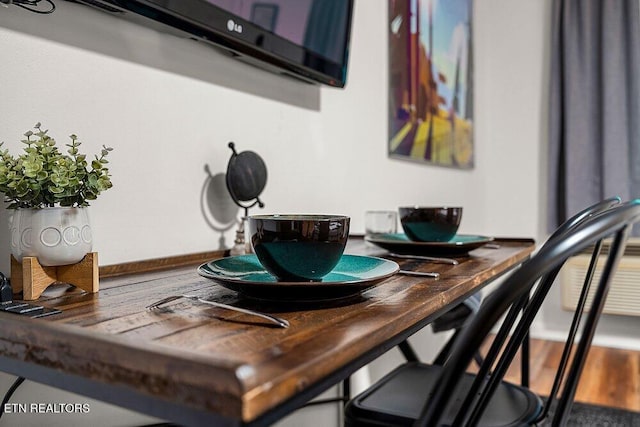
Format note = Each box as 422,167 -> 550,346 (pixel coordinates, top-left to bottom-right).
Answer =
539,239 -> 603,421
452,294 -> 528,425
463,266 -> 562,426
552,228 -> 630,425
548,197 -> 621,240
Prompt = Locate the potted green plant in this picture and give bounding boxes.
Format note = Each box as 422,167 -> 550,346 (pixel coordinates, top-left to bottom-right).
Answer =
0,123 -> 113,266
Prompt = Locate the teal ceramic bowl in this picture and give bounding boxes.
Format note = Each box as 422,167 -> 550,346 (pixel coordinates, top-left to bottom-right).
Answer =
399,207 -> 462,242
247,214 -> 350,282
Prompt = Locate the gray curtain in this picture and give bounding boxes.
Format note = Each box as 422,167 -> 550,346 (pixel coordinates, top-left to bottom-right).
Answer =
548,0 -> 640,230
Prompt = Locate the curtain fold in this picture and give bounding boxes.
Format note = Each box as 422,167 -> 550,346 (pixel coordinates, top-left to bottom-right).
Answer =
548,0 -> 640,230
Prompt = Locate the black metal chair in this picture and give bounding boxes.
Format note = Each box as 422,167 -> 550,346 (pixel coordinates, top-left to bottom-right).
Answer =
426,197 -> 621,372
323,197 -> 620,409
344,198 -> 638,426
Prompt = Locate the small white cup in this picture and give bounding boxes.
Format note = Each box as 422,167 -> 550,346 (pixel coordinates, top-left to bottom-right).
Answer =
365,210 -> 398,236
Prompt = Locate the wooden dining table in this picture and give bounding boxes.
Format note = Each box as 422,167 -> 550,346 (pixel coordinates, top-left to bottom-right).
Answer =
0,236 -> 534,426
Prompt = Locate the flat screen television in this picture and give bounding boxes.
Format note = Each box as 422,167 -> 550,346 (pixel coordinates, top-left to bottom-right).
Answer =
70,0 -> 354,87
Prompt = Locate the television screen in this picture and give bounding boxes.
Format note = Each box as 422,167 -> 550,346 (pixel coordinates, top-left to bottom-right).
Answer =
71,0 -> 354,87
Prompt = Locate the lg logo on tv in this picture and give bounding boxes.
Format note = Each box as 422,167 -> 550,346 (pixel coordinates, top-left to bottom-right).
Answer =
227,19 -> 243,33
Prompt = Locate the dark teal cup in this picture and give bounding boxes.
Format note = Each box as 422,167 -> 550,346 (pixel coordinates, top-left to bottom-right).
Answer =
399,207 -> 462,242
247,214 -> 350,282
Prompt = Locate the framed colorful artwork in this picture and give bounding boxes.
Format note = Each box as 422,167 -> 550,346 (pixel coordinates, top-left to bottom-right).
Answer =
388,0 -> 474,168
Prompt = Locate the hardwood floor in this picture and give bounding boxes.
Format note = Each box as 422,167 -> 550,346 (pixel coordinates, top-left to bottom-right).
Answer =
481,337 -> 640,412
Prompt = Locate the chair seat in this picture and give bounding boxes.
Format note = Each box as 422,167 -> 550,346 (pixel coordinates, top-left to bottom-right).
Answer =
345,362 -> 543,427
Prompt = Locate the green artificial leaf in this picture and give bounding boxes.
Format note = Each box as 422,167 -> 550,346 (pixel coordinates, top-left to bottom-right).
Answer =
48,185 -> 64,194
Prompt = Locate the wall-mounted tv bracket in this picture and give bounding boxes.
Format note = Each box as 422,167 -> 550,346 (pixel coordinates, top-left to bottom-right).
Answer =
225,142 -> 267,255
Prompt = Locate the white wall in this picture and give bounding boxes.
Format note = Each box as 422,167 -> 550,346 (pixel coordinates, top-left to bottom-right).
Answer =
1,0 -> 494,269
0,0 -> 638,426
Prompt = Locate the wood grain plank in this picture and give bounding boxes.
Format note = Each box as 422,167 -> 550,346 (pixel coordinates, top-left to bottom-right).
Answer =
99,250 -> 227,278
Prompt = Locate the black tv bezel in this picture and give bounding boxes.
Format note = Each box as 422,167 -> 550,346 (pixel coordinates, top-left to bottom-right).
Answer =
71,0 -> 354,87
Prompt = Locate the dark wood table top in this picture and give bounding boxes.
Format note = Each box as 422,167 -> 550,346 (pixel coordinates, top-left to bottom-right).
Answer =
0,237 -> 535,426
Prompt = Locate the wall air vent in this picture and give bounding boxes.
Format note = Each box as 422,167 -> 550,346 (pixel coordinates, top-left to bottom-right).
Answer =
561,238 -> 640,317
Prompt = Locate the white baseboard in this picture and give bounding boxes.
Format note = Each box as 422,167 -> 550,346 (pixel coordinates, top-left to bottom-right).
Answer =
528,326 -> 640,351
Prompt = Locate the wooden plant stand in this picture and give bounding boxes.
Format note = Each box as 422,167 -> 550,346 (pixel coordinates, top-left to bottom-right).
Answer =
10,252 -> 99,300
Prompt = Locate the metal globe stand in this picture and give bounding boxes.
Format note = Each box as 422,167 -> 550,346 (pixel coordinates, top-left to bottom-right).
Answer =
225,142 -> 267,255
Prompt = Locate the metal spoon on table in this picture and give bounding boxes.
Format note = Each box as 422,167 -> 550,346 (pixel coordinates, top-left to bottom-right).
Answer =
389,253 -> 454,278
388,253 -> 458,265
398,270 -> 440,279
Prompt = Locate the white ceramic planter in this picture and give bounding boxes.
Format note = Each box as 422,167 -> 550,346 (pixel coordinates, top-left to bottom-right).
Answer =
9,207 -> 92,266
8,209 -> 22,262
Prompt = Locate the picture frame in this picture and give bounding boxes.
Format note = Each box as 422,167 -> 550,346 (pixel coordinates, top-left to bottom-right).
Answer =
388,0 -> 474,168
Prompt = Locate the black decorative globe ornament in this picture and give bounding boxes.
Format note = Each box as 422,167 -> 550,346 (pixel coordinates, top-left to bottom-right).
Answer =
225,142 -> 267,255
